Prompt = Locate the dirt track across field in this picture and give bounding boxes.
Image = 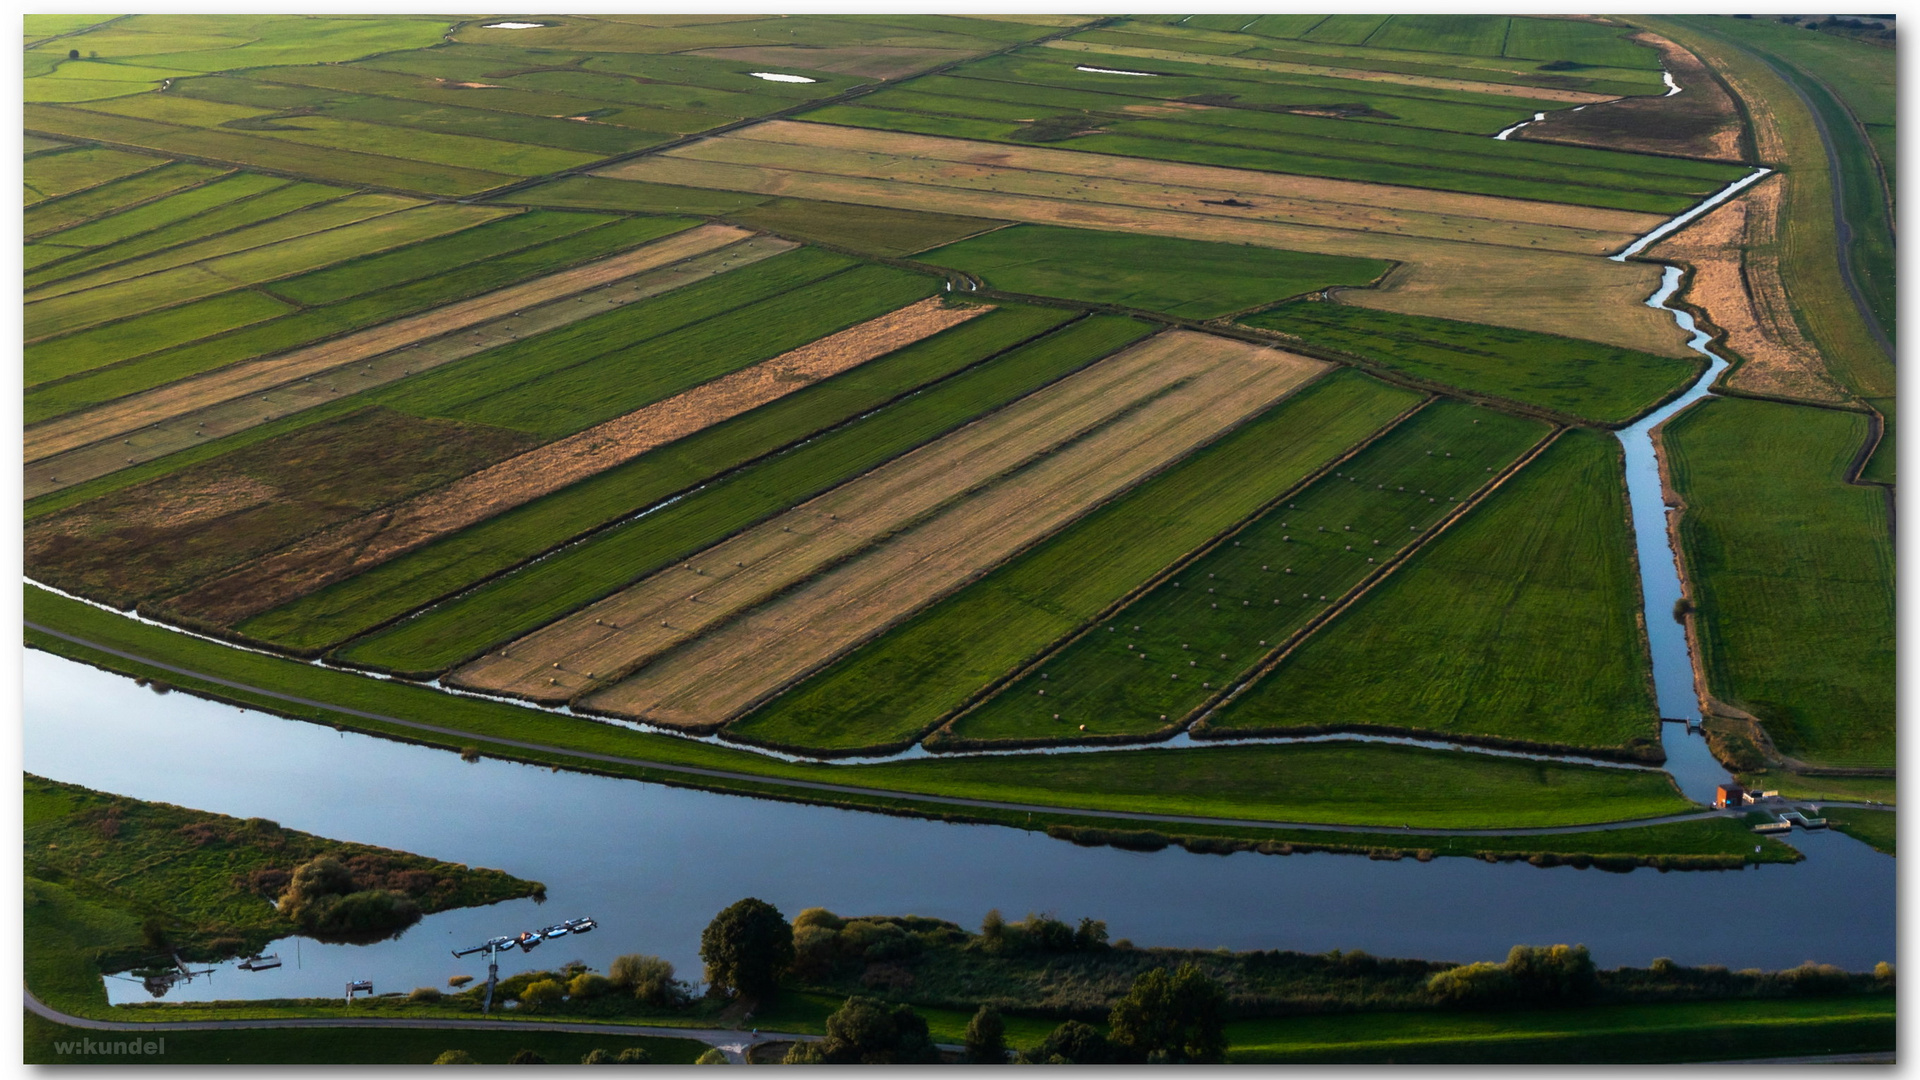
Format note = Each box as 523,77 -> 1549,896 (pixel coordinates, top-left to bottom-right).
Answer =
561,334 -> 1328,729
159,297 -> 988,627
24,224 -> 754,466
26,233 -> 796,500
1039,38 -> 1622,104
605,123 -> 1688,357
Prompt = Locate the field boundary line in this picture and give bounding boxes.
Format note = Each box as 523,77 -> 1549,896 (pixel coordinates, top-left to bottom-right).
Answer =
22,616 -> 1771,837
25,211 -> 648,397
24,178 -> 359,295
23,190 -> 412,317
20,148 -> 174,210
918,392 -> 1434,756
1189,427 -> 1574,743
25,225 -> 764,472
307,311 -> 1097,672
24,166 -> 242,244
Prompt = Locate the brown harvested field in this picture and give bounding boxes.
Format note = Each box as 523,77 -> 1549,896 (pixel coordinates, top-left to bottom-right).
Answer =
689,45 -> 973,80
715,120 -> 1659,239
566,335 -> 1329,728
25,234 -> 796,500
450,326 -> 1229,701
23,223 -> 752,466
155,298 -> 990,628
1646,183 -> 1848,404
607,123 -> 1687,355
1039,39 -> 1621,104
25,408 -> 537,610
1517,33 -> 1744,161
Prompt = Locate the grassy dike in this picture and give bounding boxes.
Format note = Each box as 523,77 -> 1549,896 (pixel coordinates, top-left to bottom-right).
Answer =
25,584 -> 1791,865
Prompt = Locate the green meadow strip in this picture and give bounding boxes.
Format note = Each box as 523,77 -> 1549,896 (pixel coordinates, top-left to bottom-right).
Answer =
22,160 -> 231,238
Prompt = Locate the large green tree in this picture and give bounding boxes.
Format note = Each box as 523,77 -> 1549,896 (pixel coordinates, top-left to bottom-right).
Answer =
783,996 -> 939,1065
699,897 -> 794,1001
1107,964 -> 1229,1064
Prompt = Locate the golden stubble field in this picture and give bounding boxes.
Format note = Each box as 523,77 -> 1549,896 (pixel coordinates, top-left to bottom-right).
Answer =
603,121 -> 1689,357
156,296 -> 984,627
528,333 -> 1327,729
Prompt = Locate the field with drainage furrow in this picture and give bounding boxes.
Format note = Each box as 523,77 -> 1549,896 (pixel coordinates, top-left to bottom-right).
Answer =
454,330 -> 1320,708
299,310 -> 1139,669
1199,429 -> 1660,755
724,368 -> 1423,754
938,400 -> 1549,747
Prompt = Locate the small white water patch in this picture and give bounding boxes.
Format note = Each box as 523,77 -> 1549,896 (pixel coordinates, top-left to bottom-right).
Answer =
1493,111 -> 1547,140
1076,65 -> 1159,77
1612,167 -> 1772,262
749,72 -> 816,83
483,22 -> 545,29
1662,69 -> 1682,97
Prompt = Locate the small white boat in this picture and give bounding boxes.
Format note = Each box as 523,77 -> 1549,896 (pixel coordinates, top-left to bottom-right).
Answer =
238,954 -> 282,971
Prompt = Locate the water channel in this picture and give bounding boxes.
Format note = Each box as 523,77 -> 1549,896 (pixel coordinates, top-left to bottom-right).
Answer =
22,649 -> 1893,1006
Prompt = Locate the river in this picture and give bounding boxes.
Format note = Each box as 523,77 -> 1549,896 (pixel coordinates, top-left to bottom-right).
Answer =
21,650 -> 1891,1006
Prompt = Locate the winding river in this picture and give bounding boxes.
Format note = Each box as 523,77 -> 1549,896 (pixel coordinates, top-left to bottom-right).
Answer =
23,649 -> 1893,1007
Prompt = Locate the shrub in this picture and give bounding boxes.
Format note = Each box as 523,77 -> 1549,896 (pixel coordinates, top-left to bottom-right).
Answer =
433,1050 -> 477,1064
980,909 -> 1006,947
610,954 -> 680,1006
695,1048 -> 728,1064
507,1049 -> 546,1064
781,1042 -> 825,1064
1650,957 -> 1677,978
1020,914 -> 1076,953
701,898 -> 794,1002
964,1005 -> 1007,1064
1018,1021 -> 1118,1065
277,855 -> 420,941
519,978 -> 565,1012
409,986 -> 443,1003
569,972 -> 614,1000
1781,962 -> 1849,995
1427,961 -> 1516,1006
1875,961 -> 1895,984
1505,945 -> 1598,1003
791,925 -> 841,978
613,1048 -> 651,1064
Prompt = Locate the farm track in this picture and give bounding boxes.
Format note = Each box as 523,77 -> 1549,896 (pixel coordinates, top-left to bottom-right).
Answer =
1037,38 -> 1621,103
574,338 -> 1329,729
447,326 -> 1218,702
159,297 -> 986,627
25,227 -> 784,498
606,123 -> 1689,355
26,618 -> 1812,838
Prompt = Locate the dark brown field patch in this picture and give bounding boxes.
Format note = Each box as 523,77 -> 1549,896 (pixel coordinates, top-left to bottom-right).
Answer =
1517,32 -> 1745,161
25,407 -> 538,610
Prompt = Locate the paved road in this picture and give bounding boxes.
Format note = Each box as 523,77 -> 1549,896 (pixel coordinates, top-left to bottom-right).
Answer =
24,621 -> 1889,838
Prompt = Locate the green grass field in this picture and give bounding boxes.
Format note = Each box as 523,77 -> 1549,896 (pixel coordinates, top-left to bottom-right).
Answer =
1223,996 -> 1894,1064
27,173 -> 295,270
25,215 -> 683,425
1203,430 -> 1658,755
1662,397 -> 1892,768
944,400 -> 1548,746
249,307 -> 1117,660
1241,301 -> 1700,425
23,145 -> 167,202
919,225 -> 1389,318
727,370 -> 1423,753
1823,809 -> 1894,855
